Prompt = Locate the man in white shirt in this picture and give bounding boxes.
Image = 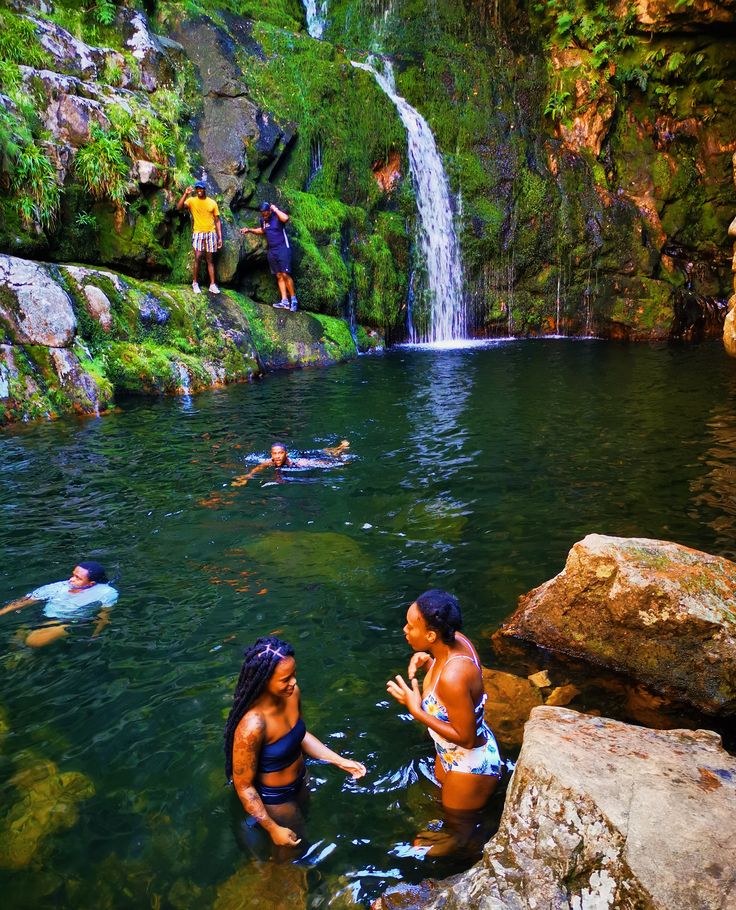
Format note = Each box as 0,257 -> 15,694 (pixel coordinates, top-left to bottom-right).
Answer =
0,561 -> 118,647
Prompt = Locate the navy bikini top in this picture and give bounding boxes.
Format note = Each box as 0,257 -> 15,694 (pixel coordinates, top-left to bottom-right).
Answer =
258,716 -> 306,773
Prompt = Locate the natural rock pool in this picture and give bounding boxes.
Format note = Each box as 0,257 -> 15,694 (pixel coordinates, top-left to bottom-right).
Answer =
1,339 -> 735,909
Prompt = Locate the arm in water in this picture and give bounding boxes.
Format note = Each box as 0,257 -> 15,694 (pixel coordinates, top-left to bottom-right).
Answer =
301,731 -> 366,779
232,712 -> 302,847
231,461 -> 271,487
0,596 -> 39,617
322,440 -> 350,458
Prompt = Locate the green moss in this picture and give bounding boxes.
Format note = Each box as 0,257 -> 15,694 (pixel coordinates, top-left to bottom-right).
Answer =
312,313 -> 356,361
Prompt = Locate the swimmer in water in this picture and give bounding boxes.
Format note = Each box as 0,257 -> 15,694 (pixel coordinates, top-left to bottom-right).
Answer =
225,636 -> 366,854
387,589 -> 501,857
231,440 -> 351,486
0,561 -> 118,647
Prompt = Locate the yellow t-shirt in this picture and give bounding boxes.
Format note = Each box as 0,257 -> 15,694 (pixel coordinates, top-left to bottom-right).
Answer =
185,196 -> 219,233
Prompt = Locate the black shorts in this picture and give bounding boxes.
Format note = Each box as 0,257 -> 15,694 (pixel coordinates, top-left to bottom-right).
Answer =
267,246 -> 292,275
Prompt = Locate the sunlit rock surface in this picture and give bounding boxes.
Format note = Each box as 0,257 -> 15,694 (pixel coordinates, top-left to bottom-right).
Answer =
375,707 -> 736,910
482,668 -> 543,751
497,534 -> 736,715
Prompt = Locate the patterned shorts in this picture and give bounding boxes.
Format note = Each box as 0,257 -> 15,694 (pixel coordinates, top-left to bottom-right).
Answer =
193,231 -> 218,252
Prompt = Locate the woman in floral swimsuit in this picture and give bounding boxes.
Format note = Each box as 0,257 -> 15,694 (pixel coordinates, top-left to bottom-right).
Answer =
387,589 -> 501,850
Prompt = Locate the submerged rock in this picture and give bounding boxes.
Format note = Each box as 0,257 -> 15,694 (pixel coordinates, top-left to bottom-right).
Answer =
497,534 -> 736,715
377,707 -> 736,910
0,758 -> 94,869
241,531 -> 370,585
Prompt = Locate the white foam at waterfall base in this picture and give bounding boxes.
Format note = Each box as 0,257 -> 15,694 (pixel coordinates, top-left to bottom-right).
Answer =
302,0 -> 328,39
352,58 -> 466,343
173,362 -> 191,397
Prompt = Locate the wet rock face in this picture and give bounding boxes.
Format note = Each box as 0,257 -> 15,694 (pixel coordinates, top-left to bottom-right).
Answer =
631,0 -> 736,30
174,16 -> 296,206
497,534 -> 736,715
377,707 -> 736,910
0,254 -> 76,346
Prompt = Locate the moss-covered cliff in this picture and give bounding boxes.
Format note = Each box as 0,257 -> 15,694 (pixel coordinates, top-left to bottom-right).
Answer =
1,0 -> 735,422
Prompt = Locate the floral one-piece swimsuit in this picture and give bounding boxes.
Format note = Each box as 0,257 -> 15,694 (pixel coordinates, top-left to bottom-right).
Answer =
421,637 -> 501,777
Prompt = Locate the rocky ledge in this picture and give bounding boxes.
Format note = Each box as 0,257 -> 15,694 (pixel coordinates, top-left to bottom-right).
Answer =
376,707 -> 736,910
496,534 -> 736,716
0,252 -> 379,425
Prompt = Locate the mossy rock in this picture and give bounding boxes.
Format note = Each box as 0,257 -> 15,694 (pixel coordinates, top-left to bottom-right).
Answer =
240,531 -> 371,585
0,757 -> 94,869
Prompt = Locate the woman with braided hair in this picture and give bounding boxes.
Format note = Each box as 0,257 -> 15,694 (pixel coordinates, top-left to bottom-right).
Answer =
225,636 -> 366,848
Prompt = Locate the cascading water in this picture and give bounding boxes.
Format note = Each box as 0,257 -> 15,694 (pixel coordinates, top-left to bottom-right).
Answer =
352,58 -> 466,344
302,0 -> 328,39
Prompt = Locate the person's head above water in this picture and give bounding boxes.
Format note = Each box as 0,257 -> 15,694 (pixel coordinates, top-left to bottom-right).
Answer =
270,443 -> 290,467
69,561 -> 108,589
405,589 -> 463,650
223,636 -> 297,779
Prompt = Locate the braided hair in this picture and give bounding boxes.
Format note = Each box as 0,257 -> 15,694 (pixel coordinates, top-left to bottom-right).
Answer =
224,636 -> 295,780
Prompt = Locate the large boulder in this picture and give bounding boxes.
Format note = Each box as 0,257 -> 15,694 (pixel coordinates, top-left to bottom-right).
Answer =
174,16 -> 296,206
0,254 -> 76,347
375,707 -> 736,910
497,534 -> 736,715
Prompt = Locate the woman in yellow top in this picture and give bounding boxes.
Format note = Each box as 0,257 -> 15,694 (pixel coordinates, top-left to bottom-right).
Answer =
177,180 -> 222,294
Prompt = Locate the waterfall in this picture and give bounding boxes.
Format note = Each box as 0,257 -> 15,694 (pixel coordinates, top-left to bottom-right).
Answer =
302,0 -> 328,39
0,361 -> 9,399
352,58 -> 466,344
173,361 -> 191,397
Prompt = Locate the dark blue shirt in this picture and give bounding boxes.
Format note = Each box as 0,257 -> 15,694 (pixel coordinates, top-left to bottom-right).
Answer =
261,214 -> 289,250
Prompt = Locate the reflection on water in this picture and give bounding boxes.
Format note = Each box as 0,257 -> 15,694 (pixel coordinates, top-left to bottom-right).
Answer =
1,341 -> 736,908
691,411 -> 736,559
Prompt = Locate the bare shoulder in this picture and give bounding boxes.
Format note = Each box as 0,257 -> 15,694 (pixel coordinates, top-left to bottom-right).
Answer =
235,710 -> 266,745
440,655 -> 479,688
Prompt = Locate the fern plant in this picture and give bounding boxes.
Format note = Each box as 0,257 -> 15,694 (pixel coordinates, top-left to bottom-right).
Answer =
544,88 -> 572,121
13,144 -> 60,229
75,123 -> 129,204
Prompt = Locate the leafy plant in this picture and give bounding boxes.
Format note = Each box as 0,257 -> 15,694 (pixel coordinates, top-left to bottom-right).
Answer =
75,211 -> 98,229
75,123 -> 129,204
94,0 -> 118,26
102,59 -> 124,87
12,144 -> 60,229
0,10 -> 48,68
544,88 -> 571,121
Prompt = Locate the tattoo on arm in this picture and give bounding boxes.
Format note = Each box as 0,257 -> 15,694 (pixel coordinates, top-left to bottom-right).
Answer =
232,714 -> 273,827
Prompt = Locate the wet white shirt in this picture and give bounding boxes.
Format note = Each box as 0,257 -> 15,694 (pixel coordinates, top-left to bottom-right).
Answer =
27,581 -> 119,620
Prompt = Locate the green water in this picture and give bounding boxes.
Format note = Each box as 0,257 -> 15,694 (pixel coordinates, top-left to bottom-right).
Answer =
2,340 -> 736,908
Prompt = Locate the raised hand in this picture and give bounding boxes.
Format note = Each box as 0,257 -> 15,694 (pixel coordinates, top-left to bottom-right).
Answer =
386,674 -> 422,717
408,651 -> 432,680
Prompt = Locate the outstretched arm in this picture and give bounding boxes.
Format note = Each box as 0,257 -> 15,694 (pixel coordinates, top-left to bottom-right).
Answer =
302,731 -> 366,778
0,596 -> 38,618
240,226 -> 265,235
231,460 -> 271,487
177,186 -> 193,210
233,713 -> 302,846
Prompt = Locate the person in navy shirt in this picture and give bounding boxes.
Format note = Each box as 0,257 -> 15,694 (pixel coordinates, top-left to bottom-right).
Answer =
241,202 -> 299,311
